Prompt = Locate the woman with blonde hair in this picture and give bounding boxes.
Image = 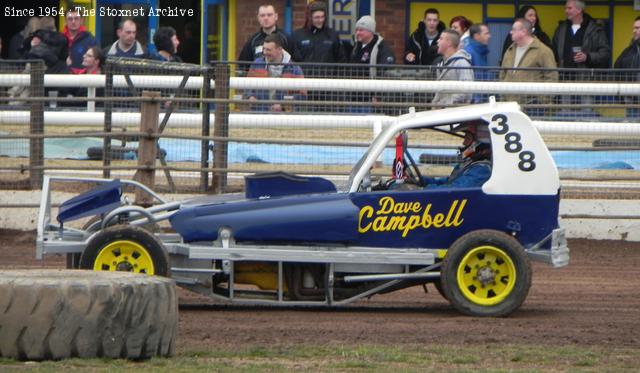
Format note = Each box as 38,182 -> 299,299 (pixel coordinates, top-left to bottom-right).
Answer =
23,17 -> 69,74
38,17 -> 57,32
8,17 -> 40,58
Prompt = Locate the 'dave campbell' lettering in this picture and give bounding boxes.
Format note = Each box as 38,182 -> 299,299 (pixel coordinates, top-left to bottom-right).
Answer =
358,196 -> 467,237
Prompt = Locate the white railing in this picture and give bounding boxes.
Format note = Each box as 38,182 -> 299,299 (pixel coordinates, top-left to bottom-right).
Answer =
2,73 -> 639,94
1,111 -> 640,136
1,73 -> 639,136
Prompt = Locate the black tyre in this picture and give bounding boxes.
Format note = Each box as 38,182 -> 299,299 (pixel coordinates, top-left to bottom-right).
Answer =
441,230 -> 532,317
80,226 -> 170,277
432,279 -> 447,300
0,270 -> 177,360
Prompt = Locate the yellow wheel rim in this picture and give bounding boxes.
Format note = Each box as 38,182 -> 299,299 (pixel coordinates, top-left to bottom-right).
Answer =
94,240 -> 155,275
457,245 -> 516,306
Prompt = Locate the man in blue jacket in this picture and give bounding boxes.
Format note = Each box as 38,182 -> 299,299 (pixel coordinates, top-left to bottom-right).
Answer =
464,23 -> 491,103
424,122 -> 492,188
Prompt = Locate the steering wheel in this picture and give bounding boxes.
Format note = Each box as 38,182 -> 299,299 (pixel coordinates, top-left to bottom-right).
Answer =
404,149 -> 425,186
392,131 -> 425,187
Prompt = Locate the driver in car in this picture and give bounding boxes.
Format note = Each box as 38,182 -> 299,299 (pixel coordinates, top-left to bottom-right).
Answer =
424,122 -> 492,188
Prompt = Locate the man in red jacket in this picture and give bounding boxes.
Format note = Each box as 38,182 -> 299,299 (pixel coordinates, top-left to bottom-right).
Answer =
63,8 -> 98,73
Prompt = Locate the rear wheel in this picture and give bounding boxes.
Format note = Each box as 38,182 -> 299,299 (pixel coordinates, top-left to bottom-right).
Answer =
441,230 -> 531,317
80,226 -> 169,277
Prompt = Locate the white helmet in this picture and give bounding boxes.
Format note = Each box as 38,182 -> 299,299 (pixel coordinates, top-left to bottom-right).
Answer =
454,121 -> 491,160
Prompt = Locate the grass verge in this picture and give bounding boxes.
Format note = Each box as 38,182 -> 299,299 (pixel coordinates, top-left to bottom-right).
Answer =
0,343 -> 638,372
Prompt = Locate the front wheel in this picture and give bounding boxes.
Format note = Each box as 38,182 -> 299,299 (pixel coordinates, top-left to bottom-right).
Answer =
441,230 -> 531,317
80,226 -> 170,277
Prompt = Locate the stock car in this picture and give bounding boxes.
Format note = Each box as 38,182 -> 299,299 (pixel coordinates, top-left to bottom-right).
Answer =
37,101 -> 569,317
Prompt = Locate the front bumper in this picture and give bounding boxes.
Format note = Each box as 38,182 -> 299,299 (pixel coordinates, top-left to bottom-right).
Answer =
526,228 -> 570,268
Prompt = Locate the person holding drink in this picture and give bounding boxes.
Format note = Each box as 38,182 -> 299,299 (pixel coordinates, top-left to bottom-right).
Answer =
551,0 -> 610,108
551,0 -> 610,69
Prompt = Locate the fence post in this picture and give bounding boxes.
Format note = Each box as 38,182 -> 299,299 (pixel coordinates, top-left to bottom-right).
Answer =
30,61 -> 45,189
200,67 -> 214,192
103,61 -> 114,179
212,64 -> 230,193
135,91 -> 160,206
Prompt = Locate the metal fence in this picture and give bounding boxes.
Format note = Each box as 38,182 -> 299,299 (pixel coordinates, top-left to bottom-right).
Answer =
0,60 -> 44,189
1,58 -> 639,198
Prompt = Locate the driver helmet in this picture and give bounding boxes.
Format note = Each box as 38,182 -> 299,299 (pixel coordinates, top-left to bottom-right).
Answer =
454,121 -> 491,160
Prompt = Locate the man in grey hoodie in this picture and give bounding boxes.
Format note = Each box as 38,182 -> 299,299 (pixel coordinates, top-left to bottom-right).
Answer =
105,20 -> 146,58
431,29 -> 473,108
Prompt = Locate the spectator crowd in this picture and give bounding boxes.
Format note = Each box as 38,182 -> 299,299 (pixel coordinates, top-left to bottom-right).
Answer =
234,0 -> 635,112
4,7 -> 184,75
1,0 -> 639,113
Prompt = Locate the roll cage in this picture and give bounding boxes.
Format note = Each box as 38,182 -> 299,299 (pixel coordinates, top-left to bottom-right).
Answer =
348,101 -> 559,196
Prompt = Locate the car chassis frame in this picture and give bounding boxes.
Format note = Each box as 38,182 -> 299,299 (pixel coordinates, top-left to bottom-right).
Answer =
37,102 -> 570,312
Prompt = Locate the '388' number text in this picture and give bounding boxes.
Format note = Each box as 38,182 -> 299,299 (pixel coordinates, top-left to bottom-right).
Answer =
491,114 -> 536,172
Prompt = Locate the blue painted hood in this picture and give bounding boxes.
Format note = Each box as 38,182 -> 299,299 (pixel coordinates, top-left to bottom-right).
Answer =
244,171 -> 337,199
170,192 -> 358,244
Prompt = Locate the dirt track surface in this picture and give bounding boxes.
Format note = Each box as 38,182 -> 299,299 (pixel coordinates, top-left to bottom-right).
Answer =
2,229 -> 639,352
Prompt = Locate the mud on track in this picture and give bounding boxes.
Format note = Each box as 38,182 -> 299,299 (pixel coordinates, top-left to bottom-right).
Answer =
2,229 -> 639,352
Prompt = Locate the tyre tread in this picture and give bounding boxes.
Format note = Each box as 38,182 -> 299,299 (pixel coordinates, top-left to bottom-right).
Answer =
0,270 -> 177,361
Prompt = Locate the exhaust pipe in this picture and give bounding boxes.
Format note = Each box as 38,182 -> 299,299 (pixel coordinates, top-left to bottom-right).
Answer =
343,272 -> 440,283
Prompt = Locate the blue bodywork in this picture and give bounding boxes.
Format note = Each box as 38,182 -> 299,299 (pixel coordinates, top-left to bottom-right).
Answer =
245,172 -> 337,199
169,183 -> 559,250
57,179 -> 121,224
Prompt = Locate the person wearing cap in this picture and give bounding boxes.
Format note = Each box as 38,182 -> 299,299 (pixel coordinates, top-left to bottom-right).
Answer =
424,122 -> 492,188
349,15 -> 396,78
347,15 -> 396,113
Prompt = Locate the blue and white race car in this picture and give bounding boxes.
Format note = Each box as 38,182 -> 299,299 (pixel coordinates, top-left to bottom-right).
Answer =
38,101 -> 569,317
